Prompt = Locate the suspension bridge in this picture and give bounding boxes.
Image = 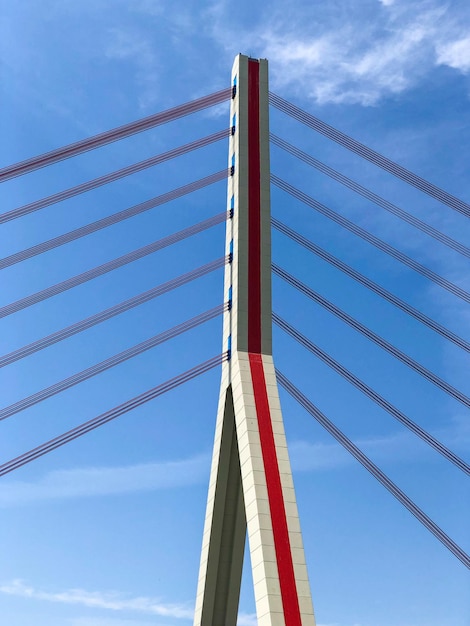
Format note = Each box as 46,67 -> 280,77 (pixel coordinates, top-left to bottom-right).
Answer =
1,54 -> 468,625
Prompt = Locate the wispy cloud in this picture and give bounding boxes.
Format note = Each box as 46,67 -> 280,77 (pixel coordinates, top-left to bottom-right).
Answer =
0,580 -> 193,619
289,430 -> 442,473
436,36 -> 470,73
105,27 -> 160,110
431,412 -> 470,451
290,440 -> 351,471
131,0 -> 164,17
0,454 -> 209,508
263,14 -> 439,105
69,618 -> 163,626
237,615 -> 257,626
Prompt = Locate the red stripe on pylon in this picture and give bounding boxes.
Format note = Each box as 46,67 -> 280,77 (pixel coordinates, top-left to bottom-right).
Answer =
249,353 -> 302,626
246,59 -> 300,623
247,59 -> 262,353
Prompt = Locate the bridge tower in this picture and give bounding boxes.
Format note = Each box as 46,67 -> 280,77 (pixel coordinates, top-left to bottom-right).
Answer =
193,54 -> 316,626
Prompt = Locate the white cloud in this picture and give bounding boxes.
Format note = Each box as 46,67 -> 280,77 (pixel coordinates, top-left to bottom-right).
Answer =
290,440 -> 350,471
69,618 -> 160,626
207,0 -> 470,105
0,455 -> 209,507
0,580 -> 193,619
237,614 -> 257,626
260,7 -> 443,105
436,36 -> 470,73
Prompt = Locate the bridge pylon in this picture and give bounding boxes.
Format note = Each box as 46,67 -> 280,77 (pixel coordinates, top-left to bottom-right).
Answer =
193,54 -> 316,626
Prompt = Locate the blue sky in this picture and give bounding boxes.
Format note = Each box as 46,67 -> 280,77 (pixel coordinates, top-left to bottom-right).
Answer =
0,1 -> 469,625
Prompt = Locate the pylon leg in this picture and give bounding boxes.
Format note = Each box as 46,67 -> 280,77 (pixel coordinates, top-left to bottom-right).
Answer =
193,387 -> 246,626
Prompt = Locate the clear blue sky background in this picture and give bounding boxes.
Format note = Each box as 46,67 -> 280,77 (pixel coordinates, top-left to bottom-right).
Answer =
0,1 -> 469,625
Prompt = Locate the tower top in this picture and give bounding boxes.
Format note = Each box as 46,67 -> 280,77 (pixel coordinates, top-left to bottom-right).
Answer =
227,54 -> 272,356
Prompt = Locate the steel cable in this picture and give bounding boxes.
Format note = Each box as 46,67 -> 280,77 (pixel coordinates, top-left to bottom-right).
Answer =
272,218 -> 470,354
0,305 -> 227,422
0,212 -> 228,319
0,132 -> 229,225
0,170 -> 229,268
0,88 -> 231,182
274,313 -> 469,475
272,176 -> 470,304
273,264 -> 470,409
0,353 -> 228,477
0,257 -> 228,368
271,134 -> 470,259
270,92 -> 470,219
277,370 -> 470,569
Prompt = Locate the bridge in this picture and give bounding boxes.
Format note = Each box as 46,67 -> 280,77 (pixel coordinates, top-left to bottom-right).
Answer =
0,54 -> 468,625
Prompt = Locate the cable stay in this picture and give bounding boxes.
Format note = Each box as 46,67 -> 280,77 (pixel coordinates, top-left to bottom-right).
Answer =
0,353 -> 228,477
277,371 -> 470,569
273,314 -> 469,475
273,264 -> 470,409
271,134 -> 470,259
0,212 -> 228,319
272,218 -> 470,354
272,176 -> 470,305
0,257 -> 228,368
0,305 -> 227,422
0,88 -> 232,182
270,92 -> 470,219
0,170 -> 229,269
0,132 -> 229,225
